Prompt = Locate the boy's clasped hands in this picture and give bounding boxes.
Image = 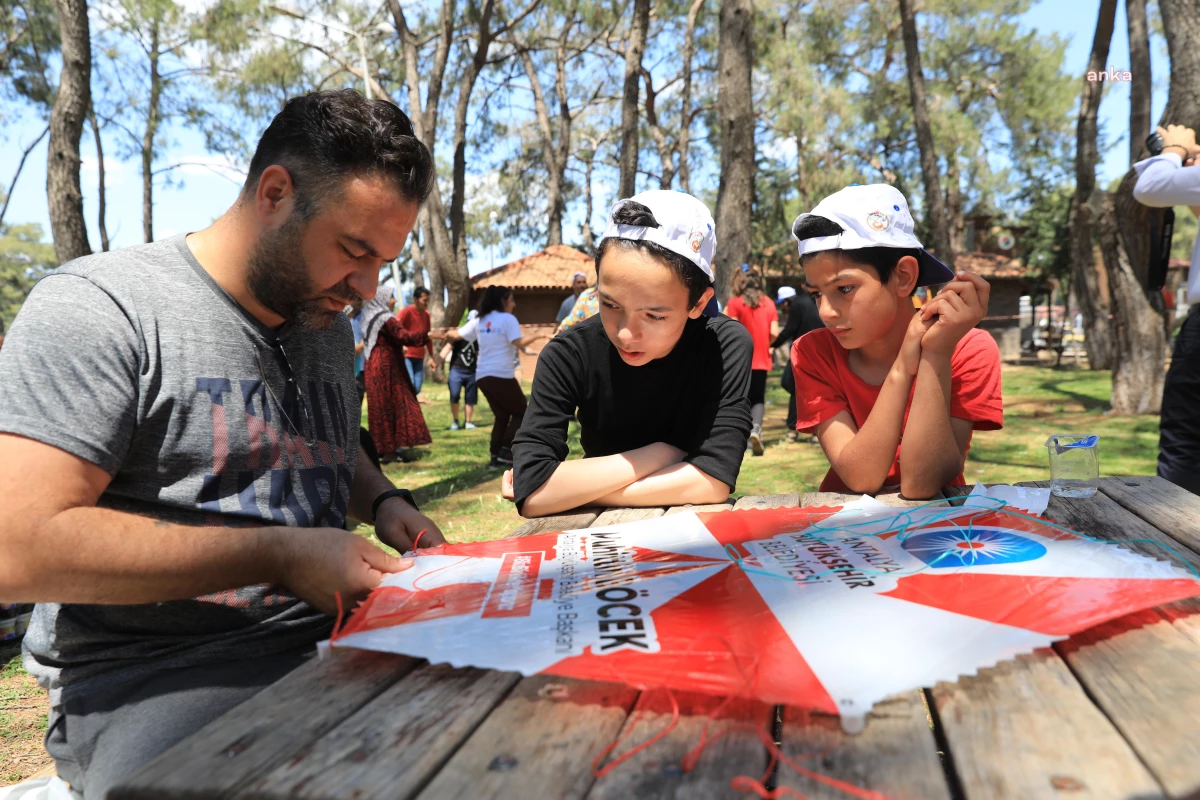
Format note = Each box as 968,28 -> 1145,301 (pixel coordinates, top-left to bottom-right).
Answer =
899,271 -> 991,375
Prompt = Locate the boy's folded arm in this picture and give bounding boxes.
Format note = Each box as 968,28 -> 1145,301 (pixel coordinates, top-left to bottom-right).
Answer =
898,354 -> 972,498
592,462 -> 729,507
818,367 -> 914,495
517,444 -> 687,517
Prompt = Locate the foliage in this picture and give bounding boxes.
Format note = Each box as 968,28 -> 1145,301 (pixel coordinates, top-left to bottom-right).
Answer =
0,221 -> 56,331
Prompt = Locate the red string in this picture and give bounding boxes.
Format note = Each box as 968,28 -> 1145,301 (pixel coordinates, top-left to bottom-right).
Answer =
412,528 -> 428,551
591,687 -> 682,778
329,590 -> 346,646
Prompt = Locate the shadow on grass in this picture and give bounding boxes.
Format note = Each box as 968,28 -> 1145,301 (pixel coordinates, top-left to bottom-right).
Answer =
410,464 -> 503,507
1032,379 -> 1110,412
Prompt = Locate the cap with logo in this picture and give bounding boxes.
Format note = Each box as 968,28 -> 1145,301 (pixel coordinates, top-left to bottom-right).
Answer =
791,184 -> 955,288
776,286 -> 797,304
601,189 -> 716,283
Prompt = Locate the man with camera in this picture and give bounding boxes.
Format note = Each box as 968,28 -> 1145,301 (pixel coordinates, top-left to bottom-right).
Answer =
1134,124 -> 1200,494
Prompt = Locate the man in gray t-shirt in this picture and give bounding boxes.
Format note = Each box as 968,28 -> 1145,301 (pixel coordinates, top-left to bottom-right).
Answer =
0,90 -> 444,799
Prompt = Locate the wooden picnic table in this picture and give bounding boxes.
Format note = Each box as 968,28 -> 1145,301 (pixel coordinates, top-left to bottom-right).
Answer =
110,476 -> 1200,800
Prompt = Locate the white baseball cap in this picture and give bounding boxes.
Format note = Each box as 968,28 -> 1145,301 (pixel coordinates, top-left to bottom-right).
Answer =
601,190 -> 716,283
776,286 -> 797,304
791,184 -> 955,288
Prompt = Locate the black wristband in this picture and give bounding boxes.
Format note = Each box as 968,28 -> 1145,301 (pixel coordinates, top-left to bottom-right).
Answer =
371,488 -> 418,523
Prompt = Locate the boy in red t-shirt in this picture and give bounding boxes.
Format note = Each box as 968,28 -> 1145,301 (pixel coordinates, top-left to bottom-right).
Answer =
789,184 -> 1002,497
725,275 -> 778,455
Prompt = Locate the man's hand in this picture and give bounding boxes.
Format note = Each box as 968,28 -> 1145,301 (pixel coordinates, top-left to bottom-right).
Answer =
374,495 -> 446,552
276,527 -> 413,616
898,309 -> 935,376
919,272 -> 990,358
1159,124 -> 1200,157
502,469 -> 515,501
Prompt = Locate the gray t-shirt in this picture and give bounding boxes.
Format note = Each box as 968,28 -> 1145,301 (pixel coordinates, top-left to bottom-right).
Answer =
0,235 -> 359,703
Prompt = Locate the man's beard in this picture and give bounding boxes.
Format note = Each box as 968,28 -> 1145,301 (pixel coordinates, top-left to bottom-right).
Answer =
247,217 -> 362,331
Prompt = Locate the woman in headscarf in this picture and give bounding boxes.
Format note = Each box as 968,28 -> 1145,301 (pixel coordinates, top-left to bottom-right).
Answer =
362,286 -> 432,462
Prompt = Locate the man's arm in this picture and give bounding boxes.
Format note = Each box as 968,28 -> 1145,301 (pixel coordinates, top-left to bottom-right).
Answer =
346,454 -> 445,551
0,433 -> 408,615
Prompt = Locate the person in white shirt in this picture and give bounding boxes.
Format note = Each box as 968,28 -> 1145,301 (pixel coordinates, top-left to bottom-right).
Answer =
446,286 -> 549,467
1133,123 -> 1200,494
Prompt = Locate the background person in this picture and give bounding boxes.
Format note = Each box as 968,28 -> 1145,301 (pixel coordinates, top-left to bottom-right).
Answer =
1132,123 -> 1200,494
556,272 -> 589,324
362,286 -> 431,463
725,275 -> 778,455
439,310 -> 479,430
772,286 -> 824,442
398,286 -> 434,400
446,286 -> 549,468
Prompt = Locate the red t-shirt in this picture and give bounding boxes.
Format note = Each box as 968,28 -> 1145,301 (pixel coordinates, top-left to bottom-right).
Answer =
792,327 -> 1003,492
398,305 -> 431,358
725,295 -> 778,371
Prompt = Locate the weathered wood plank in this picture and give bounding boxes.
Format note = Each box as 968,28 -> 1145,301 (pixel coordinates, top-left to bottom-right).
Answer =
244,664 -> 520,800
587,692 -> 774,799
733,494 -> 801,510
509,511 -> 600,537
949,481 -> 1200,800
801,491 -> 946,508
414,676 -> 640,800
1098,476 -> 1200,559
664,503 -> 733,515
777,692 -> 952,800
931,651 -> 1163,799
591,507 -> 666,526
109,650 -> 420,800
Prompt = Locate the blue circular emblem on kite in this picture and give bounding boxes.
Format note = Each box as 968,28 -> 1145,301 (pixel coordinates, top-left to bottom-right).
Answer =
901,527 -> 1047,569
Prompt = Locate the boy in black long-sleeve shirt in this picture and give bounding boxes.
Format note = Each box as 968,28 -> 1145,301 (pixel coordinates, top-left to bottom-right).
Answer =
505,190 -> 752,517
771,287 -> 824,439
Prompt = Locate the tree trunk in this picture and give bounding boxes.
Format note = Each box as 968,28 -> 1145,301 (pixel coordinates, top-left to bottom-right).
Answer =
1107,0 -> 1200,412
945,151 -> 964,253
47,0 -> 91,264
89,109 -> 109,252
897,0 -> 954,270
678,0 -> 703,195
142,20 -> 161,243
712,0 -> 754,303
618,0 -> 649,198
518,35 -> 571,247
1099,192 -> 1166,413
1067,0 -> 1117,370
389,0 -> 464,326
450,0 -> 495,265
1126,0 -> 1151,165
582,145 -> 596,254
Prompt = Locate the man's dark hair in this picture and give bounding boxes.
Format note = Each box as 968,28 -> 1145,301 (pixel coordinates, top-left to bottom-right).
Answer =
597,200 -> 711,308
478,285 -> 513,317
242,89 -> 435,218
792,215 -> 920,294
413,287 -> 430,301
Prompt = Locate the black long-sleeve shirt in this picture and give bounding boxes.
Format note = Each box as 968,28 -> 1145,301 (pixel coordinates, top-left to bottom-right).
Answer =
772,293 -> 824,350
511,314 -> 753,512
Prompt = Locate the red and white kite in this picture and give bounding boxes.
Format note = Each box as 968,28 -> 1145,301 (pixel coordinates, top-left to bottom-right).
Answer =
330,487 -> 1200,728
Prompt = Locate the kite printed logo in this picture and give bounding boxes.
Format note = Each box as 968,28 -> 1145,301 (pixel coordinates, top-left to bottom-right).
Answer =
901,527 -> 1047,569
482,551 -> 543,617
